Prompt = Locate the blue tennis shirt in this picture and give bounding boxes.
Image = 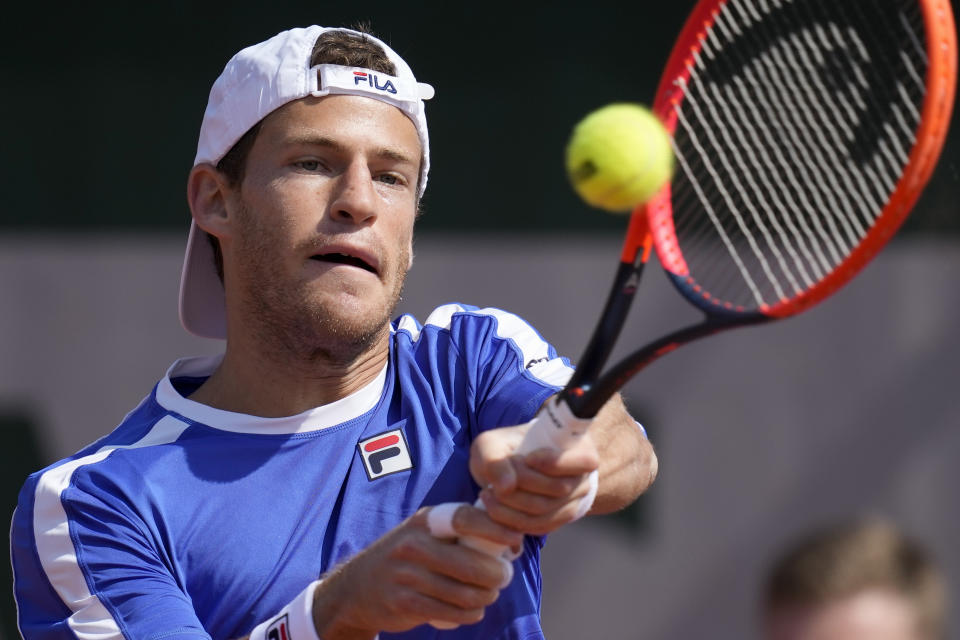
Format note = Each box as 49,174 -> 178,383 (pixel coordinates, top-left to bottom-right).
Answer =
12,304 -> 573,640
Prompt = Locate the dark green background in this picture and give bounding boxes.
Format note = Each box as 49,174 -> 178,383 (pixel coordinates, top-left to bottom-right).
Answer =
2,1 -> 956,235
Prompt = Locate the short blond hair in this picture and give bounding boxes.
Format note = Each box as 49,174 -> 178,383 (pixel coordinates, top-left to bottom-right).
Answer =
764,519 -> 947,640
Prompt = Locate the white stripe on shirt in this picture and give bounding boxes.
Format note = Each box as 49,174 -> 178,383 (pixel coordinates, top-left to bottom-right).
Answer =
32,415 -> 190,639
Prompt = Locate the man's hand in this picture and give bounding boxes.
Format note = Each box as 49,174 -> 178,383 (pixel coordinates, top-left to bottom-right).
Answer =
470,393 -> 657,535
310,505 -> 523,639
469,418 -> 601,536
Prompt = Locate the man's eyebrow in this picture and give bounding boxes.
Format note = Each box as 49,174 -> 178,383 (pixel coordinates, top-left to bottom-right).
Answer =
374,146 -> 417,166
283,133 -> 417,166
284,133 -> 342,150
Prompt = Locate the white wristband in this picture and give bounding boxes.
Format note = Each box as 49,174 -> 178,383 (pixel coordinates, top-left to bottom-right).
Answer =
573,469 -> 600,521
248,580 -> 322,640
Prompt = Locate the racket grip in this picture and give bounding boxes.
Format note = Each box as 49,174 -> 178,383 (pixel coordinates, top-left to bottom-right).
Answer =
515,395 -> 593,454
476,395 -> 593,529
428,398 -> 590,630
468,396 -> 591,549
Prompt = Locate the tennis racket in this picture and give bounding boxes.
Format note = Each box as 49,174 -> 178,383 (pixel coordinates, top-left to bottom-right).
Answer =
557,0 -> 958,420
451,0 -> 956,565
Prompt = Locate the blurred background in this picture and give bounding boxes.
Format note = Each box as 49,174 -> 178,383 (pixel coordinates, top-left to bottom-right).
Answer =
1,1 -> 957,638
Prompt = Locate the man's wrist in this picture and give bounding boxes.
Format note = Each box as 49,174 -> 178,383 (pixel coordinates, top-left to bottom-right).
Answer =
248,580 -> 322,640
311,567 -> 378,640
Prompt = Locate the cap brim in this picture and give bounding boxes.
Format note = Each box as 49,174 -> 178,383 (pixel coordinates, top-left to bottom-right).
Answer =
178,221 -> 227,339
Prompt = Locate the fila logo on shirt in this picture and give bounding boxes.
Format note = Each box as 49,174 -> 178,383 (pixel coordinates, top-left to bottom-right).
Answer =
266,614 -> 289,640
352,71 -> 397,94
358,428 -> 414,480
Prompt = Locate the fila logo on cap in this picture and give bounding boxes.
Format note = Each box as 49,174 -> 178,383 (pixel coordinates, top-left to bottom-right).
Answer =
266,614 -> 289,640
352,70 -> 397,94
358,429 -> 413,480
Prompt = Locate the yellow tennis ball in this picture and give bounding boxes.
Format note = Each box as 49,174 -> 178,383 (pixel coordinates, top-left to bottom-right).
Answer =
566,103 -> 674,213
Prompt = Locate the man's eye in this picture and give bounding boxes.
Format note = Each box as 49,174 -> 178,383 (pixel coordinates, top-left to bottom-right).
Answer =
296,160 -> 324,171
377,174 -> 402,185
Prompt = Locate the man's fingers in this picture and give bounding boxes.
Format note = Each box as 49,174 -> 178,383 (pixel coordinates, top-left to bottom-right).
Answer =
523,446 -> 599,477
499,462 -> 584,499
319,507 -> 520,636
440,503 -> 524,548
404,511 -> 516,587
478,490 -> 584,535
385,585 -> 489,628
393,562 -> 501,611
425,543 -> 513,590
481,478 -> 590,517
469,426 -> 526,489
485,458 -> 519,493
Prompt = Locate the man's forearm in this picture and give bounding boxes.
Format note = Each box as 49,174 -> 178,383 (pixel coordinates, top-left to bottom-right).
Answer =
588,394 -> 658,514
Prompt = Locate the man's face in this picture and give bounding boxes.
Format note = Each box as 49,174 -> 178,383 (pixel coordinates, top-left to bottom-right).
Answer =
764,590 -> 924,640
221,94 -> 421,360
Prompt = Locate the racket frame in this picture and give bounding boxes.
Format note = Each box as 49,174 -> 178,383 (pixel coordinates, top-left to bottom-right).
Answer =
562,0 -> 956,418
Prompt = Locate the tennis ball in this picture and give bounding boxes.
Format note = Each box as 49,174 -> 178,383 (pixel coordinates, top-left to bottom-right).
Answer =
566,103 -> 674,213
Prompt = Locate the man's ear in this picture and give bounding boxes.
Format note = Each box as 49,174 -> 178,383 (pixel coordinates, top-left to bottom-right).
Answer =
187,163 -> 234,239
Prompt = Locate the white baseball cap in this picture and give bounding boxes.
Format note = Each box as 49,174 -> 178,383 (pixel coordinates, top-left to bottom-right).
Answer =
179,26 -> 434,339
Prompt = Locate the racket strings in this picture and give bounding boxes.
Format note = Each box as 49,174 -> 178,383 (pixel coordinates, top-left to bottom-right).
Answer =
671,0 -> 924,293
761,6 -> 876,249
716,2 -> 869,267
800,18 -> 894,217
835,2 -> 923,172
668,0 -> 926,311
842,2 -> 928,176
680,3 -> 850,302
671,61 -> 830,287
675,6 -> 838,304
682,0 -> 923,303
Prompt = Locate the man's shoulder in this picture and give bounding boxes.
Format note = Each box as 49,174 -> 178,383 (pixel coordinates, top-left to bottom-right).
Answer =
390,303 -> 571,390
392,303 -> 545,344
19,363 -> 192,485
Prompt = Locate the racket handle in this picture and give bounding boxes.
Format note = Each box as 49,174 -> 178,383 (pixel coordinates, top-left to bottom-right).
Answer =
515,395 -> 593,455
475,395 -> 593,537
429,397 -> 591,629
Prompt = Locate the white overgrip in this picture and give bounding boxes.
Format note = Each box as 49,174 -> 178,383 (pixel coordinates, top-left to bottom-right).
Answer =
515,395 -> 593,455
457,397 -> 594,556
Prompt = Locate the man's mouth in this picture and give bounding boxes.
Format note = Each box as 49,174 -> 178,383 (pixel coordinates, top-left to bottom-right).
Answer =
310,252 -> 378,274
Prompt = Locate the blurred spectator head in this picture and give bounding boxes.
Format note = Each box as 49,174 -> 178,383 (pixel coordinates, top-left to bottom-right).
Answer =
762,519 -> 947,640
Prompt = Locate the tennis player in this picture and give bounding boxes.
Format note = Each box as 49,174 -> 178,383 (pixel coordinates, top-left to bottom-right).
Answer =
11,25 -> 656,640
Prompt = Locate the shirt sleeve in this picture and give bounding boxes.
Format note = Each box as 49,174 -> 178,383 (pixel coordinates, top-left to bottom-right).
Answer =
12,460 -> 212,640
442,305 -> 574,433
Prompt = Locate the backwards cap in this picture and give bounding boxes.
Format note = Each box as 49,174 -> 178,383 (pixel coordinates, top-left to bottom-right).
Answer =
179,26 -> 434,339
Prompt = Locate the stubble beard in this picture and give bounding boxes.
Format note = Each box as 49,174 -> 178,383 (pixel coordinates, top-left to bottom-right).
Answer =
232,201 -> 409,367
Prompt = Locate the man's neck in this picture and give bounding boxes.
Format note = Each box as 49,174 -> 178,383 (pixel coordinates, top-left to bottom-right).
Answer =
188,328 -> 390,418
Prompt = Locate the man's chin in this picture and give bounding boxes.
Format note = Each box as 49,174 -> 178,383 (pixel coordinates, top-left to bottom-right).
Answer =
294,295 -> 397,357
308,275 -> 405,326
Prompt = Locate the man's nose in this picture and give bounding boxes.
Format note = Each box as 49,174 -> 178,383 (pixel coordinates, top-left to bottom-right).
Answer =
329,162 -> 377,225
